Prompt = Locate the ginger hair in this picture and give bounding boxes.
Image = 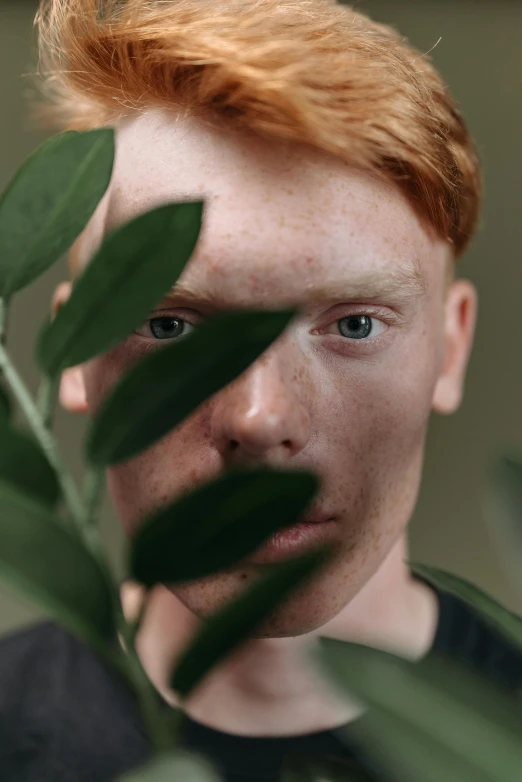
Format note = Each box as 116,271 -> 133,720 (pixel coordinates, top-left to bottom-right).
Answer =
35,0 -> 482,258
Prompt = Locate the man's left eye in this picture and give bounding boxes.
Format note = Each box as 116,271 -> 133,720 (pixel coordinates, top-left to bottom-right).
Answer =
337,315 -> 387,340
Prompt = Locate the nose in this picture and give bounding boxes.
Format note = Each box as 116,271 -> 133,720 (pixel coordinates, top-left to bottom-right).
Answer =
210,346 -> 311,465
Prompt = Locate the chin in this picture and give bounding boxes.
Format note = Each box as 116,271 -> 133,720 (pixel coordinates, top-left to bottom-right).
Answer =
168,563 -> 351,639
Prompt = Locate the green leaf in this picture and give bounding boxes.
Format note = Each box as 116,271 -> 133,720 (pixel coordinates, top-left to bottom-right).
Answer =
130,467 -> 320,585
87,309 -> 296,466
0,426 -> 60,506
172,548 -> 331,698
0,385 -> 11,422
115,751 -> 220,782
282,755 -> 376,782
411,563 -> 522,650
0,129 -> 114,296
317,638 -> 522,782
491,454 -> 522,509
0,482 -> 116,652
349,709 -> 492,782
36,201 -> 204,377
485,454 -> 522,598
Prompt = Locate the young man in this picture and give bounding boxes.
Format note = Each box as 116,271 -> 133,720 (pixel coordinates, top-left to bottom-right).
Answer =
1,0 -> 521,780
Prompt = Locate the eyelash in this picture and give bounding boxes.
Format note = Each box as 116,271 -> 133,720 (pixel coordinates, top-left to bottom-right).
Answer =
313,308 -> 392,342
133,308 -> 394,345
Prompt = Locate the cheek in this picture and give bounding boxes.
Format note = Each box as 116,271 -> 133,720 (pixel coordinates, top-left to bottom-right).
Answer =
82,348 -> 220,534
322,321 -> 443,466
106,421 -> 220,537
82,349 -> 129,415
316,325 -> 443,539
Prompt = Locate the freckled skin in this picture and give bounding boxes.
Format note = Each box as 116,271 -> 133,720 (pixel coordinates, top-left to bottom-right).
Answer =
77,108 -> 472,640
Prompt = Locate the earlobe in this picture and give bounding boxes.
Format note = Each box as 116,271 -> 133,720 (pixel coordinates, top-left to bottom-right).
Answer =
59,366 -> 88,414
52,281 -> 72,317
432,278 -> 478,415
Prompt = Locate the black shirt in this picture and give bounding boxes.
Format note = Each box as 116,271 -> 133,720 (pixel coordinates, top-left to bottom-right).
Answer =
1,581 -> 522,782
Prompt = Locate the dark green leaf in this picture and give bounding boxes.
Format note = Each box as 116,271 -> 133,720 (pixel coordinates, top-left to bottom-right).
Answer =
0,385 -> 11,422
282,754 -> 376,782
0,482 -> 115,651
172,548 -> 331,698
490,454 -> 522,521
87,309 -> 296,466
0,129 -> 114,296
130,467 -> 320,585
36,201 -> 204,376
116,751 -> 220,782
412,563 -> 522,649
485,454 -> 522,598
317,637 -> 522,782
0,426 -> 60,506
348,709 -> 492,782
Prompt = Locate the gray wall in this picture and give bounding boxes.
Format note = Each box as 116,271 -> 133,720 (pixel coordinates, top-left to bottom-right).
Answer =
0,0 -> 521,634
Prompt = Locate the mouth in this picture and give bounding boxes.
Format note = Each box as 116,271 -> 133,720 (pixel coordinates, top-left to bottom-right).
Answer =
243,514 -> 338,565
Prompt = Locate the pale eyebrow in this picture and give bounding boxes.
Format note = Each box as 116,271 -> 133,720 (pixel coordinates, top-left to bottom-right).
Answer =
161,260 -> 427,308
305,261 -> 428,303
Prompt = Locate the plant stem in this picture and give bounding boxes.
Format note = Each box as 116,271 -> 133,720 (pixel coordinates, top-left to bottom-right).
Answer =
83,466 -> 105,527
0,298 -> 7,346
37,374 -> 59,429
116,604 -> 175,752
0,299 -> 174,752
0,297 -> 11,349
0,342 -> 84,525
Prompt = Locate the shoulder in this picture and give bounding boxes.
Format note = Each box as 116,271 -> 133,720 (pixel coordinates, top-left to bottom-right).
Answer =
432,586 -> 522,695
0,619 -> 121,705
0,620 -> 71,721
0,621 -> 75,778
0,620 -> 147,782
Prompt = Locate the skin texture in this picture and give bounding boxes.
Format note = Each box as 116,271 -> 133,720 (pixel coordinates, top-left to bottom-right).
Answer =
56,108 -> 478,734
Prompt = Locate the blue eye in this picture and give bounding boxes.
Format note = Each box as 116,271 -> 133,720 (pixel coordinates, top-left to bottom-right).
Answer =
338,315 -> 373,340
149,317 -> 185,340
133,316 -> 195,341
135,315 -> 197,341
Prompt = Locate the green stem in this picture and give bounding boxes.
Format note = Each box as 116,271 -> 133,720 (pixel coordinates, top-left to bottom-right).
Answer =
83,466 -> 105,527
0,342 -> 84,525
0,299 -> 173,751
0,297 -> 8,346
117,605 -> 175,752
36,374 -> 59,430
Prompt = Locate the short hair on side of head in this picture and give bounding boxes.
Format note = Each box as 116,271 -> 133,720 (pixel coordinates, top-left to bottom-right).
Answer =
35,0 -> 482,258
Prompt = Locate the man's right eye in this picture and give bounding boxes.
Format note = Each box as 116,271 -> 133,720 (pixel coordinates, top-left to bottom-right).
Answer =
134,316 -> 196,341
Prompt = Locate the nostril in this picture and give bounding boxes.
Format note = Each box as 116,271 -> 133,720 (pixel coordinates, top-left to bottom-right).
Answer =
282,440 -> 292,448
229,440 -> 239,451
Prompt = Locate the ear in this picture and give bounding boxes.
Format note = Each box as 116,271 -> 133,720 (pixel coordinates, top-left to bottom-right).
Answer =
432,278 -> 478,415
120,581 -> 147,623
51,282 -> 88,415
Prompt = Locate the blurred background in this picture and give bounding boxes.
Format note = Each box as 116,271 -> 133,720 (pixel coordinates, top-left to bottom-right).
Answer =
0,0 -> 521,634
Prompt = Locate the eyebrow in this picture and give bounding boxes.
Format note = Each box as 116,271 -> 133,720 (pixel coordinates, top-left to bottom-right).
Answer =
306,261 -> 428,303
162,259 -> 428,308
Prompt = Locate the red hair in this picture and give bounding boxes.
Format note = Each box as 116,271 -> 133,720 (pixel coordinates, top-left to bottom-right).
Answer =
35,0 -> 482,257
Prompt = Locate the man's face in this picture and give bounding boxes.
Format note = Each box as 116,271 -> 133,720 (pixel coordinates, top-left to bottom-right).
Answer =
68,108 -> 476,637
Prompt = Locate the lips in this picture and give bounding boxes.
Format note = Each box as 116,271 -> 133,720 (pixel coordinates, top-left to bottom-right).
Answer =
243,514 -> 338,565
299,513 -> 335,525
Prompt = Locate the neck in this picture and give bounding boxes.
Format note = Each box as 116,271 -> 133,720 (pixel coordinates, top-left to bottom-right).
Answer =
122,535 -> 439,737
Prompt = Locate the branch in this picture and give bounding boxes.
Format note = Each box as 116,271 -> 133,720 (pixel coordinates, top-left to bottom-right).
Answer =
0,341 -> 84,526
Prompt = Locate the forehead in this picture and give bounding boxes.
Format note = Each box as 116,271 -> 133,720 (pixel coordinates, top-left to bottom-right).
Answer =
82,109 -> 447,303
